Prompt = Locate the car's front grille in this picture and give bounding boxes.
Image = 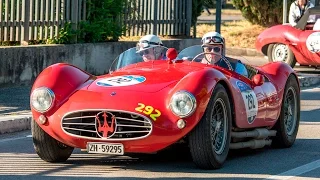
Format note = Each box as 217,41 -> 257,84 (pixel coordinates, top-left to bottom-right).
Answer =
61,110 -> 152,140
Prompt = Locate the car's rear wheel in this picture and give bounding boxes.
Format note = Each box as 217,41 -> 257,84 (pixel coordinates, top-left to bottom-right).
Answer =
189,84 -> 231,169
272,75 -> 300,148
31,120 -> 74,162
267,43 -> 296,67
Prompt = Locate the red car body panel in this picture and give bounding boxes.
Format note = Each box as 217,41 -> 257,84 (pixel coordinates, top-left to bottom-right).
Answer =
256,24 -> 320,65
31,59 -> 297,153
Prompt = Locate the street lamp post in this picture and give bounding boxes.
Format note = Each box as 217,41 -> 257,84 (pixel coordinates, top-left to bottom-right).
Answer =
216,0 -> 222,33
283,0 -> 287,24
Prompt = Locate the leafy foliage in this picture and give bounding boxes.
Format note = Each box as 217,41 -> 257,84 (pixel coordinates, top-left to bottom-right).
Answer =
49,0 -> 125,44
192,0 -> 205,25
78,0 -> 125,43
232,0 -> 295,27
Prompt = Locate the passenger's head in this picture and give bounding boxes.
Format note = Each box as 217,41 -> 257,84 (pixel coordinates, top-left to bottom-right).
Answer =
297,0 -> 307,6
201,32 -> 225,64
136,35 -> 165,62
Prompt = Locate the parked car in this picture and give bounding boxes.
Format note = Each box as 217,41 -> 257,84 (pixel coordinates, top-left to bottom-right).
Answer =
256,7 -> 320,67
30,45 -> 300,169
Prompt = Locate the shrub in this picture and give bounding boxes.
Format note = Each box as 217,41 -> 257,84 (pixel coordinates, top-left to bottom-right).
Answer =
232,0 -> 295,27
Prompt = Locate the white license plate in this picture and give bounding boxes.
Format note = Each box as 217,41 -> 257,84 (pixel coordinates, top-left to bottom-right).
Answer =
87,142 -> 124,155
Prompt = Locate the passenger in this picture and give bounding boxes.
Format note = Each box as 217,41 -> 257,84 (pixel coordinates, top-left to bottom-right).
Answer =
136,34 -> 167,62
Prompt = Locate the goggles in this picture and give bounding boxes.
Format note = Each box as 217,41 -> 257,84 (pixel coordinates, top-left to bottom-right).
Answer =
136,40 -> 163,51
203,46 -> 221,53
202,36 -> 224,45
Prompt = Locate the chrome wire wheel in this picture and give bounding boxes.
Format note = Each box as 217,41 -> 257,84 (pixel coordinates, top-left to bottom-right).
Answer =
272,44 -> 289,62
284,87 -> 297,136
210,98 -> 227,155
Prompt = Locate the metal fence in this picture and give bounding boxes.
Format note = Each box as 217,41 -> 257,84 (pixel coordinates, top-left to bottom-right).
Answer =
0,0 -> 192,44
0,0 -> 86,44
123,0 -> 192,37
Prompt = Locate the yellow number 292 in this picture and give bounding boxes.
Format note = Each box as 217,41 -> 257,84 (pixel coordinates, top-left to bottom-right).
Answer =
135,103 -> 161,121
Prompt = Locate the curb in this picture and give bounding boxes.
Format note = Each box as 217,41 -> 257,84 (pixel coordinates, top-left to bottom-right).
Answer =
0,115 -> 31,134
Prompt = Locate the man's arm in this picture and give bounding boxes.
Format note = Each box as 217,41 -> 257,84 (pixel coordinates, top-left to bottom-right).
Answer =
289,3 -> 298,26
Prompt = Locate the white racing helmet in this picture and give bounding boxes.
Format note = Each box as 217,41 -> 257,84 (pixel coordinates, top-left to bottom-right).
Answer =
201,32 -> 225,56
136,35 -> 165,60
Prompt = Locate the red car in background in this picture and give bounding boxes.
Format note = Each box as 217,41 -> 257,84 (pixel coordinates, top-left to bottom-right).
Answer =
30,45 -> 300,169
256,7 -> 320,67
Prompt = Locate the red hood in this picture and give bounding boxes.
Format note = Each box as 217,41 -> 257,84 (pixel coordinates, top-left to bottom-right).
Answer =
87,61 -> 203,93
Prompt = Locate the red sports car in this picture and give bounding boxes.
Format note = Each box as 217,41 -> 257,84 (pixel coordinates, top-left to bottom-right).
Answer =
30,45 -> 300,169
256,7 -> 320,67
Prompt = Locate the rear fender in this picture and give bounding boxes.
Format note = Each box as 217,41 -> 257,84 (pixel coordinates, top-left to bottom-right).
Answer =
31,63 -> 95,116
258,62 -> 299,100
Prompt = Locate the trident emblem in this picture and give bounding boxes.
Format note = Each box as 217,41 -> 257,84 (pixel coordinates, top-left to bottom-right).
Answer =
96,111 -> 116,138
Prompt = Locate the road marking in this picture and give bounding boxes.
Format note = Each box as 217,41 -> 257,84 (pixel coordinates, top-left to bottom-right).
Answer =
0,134 -> 32,143
266,159 -> 320,179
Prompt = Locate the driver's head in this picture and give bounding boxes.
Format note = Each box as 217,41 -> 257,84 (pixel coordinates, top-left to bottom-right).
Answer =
201,31 -> 225,56
201,32 -> 225,64
136,35 -> 165,62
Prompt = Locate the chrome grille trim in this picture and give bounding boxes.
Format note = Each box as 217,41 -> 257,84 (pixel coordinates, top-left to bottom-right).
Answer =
64,115 -> 96,120
63,127 -> 97,133
116,117 -> 152,124
62,123 -> 95,126
61,109 -> 153,141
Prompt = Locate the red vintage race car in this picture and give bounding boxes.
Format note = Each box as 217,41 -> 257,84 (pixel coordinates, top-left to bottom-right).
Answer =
256,7 -> 320,67
30,45 -> 300,169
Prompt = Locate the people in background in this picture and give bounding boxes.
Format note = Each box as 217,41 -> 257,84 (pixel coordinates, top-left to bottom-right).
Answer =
289,0 -> 314,26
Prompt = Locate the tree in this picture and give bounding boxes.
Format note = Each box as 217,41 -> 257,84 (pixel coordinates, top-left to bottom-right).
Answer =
192,0 -> 205,26
232,0 -> 295,27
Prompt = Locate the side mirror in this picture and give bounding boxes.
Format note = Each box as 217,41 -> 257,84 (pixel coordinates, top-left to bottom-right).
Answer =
166,48 -> 178,63
252,74 -> 264,86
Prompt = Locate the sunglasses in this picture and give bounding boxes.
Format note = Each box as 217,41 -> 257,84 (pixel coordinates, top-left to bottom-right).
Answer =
204,46 -> 221,53
138,49 -> 151,56
136,40 -> 163,51
202,36 -> 223,44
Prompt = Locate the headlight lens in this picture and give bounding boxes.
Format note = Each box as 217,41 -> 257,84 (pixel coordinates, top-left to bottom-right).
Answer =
169,91 -> 196,117
30,87 -> 55,113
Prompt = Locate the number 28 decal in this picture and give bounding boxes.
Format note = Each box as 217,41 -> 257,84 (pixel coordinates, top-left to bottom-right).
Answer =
135,103 -> 161,121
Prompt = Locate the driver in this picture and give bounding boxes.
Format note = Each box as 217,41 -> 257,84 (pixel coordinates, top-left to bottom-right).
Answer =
136,35 -> 167,62
201,31 -> 248,78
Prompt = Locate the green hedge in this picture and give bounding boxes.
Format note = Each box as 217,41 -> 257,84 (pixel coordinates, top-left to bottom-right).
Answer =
232,0 -> 295,27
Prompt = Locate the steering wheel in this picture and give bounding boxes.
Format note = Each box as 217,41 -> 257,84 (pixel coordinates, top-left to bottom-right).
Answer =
191,52 -> 233,71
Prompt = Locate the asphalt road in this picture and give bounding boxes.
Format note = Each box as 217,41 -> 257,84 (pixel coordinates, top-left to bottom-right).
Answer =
0,86 -> 319,179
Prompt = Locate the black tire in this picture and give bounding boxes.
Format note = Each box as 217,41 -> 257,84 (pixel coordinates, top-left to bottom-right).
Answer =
189,84 -> 232,169
267,43 -> 296,68
31,120 -> 74,162
272,75 -> 300,148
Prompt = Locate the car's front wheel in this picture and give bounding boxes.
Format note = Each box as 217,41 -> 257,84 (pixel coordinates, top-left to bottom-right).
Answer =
189,84 -> 232,169
267,43 -> 296,67
31,120 -> 74,162
272,74 -> 300,148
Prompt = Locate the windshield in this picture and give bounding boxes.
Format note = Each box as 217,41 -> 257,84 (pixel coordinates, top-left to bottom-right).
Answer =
109,47 -> 168,73
177,45 -> 203,61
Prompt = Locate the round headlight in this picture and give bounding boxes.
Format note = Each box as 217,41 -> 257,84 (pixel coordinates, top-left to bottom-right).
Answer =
169,91 -> 196,118
30,87 -> 55,113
